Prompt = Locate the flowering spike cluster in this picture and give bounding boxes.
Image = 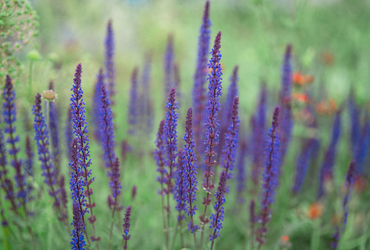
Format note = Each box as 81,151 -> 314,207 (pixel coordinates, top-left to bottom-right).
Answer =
250,199 -> 256,249
93,69 -> 105,141
251,84 -> 267,190
331,161 -> 356,250
33,93 -> 65,219
257,106 -> 281,247
349,92 -> 360,156
173,63 -> 181,107
3,75 -> 27,207
105,19 -> 115,100
49,99 -> 61,178
164,35 -> 174,97
193,0 -> 211,157
182,108 -> 200,233
123,206 -> 132,250
155,120 -> 167,196
202,32 -> 222,213
110,157 -> 122,199
317,111 -> 341,198
71,202 -> 86,250
59,175 -> 68,216
279,45 -> 293,162
70,64 -> 98,238
99,84 -> 121,199
292,139 -> 317,194
236,138 -> 247,204
210,97 -> 239,243
128,67 -> 139,135
164,88 -> 179,194
175,148 -> 186,220
65,107 -> 73,159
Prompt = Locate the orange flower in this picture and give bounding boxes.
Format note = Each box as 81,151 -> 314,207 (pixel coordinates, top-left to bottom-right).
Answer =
292,72 -> 315,86
307,202 -> 323,220
292,93 -> 309,104
316,99 -> 337,115
280,235 -> 292,248
281,235 -> 289,243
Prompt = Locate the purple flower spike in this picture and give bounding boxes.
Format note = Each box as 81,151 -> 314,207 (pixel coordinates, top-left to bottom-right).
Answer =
164,88 -> 179,195
25,136 -> 34,202
105,19 -> 115,100
128,67 -> 139,135
93,69 -> 105,141
210,97 -> 240,244
318,111 -> 341,198
70,64 -> 99,240
33,93 -> 65,221
155,120 -> 167,196
331,161 -> 356,250
250,199 -> 256,250
164,35 -> 174,98
200,31 -> 222,227
193,0 -> 211,156
100,82 -> 121,212
49,99 -> 61,179
123,206 -> 132,250
354,121 -> 370,175
279,45 -> 293,162
175,148 -> 186,220
3,75 -> 27,209
257,106 -> 280,248
182,108 -> 200,233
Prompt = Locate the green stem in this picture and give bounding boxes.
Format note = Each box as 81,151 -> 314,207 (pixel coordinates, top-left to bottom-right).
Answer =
310,218 -> 321,250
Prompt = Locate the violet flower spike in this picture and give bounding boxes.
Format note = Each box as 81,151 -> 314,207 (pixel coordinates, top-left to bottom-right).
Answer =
33,93 -> 66,221
331,161 -> 356,250
317,111 -> 341,198
182,108 -> 200,233
25,136 -> 34,202
70,64 -> 99,242
154,120 -> 167,196
49,98 -> 61,179
71,202 -> 86,250
128,67 -> 139,135
175,148 -> 186,220
123,206 -> 132,250
256,106 -> 281,248
3,75 -> 28,211
193,0 -> 211,157
354,122 -> 370,175
105,19 -> 116,100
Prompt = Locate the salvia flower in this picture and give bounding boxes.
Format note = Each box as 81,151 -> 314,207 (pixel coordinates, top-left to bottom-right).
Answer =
128,67 -> 139,135
201,31 -> 222,213
3,75 -> 27,209
193,0 -> 211,156
279,45 -> 293,162
105,19 -> 116,100
33,93 -> 65,220
318,111 -> 341,198
99,84 -> 121,199
182,108 -> 200,233
123,206 -> 132,250
25,136 -> 34,202
70,64 -> 99,239
354,122 -> 370,175
154,120 -> 167,196
256,106 -> 281,247
164,88 -> 179,195
164,35 -> 174,98
110,157 -> 122,199
331,161 -> 355,250
49,98 -> 61,178
93,69 -> 105,141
